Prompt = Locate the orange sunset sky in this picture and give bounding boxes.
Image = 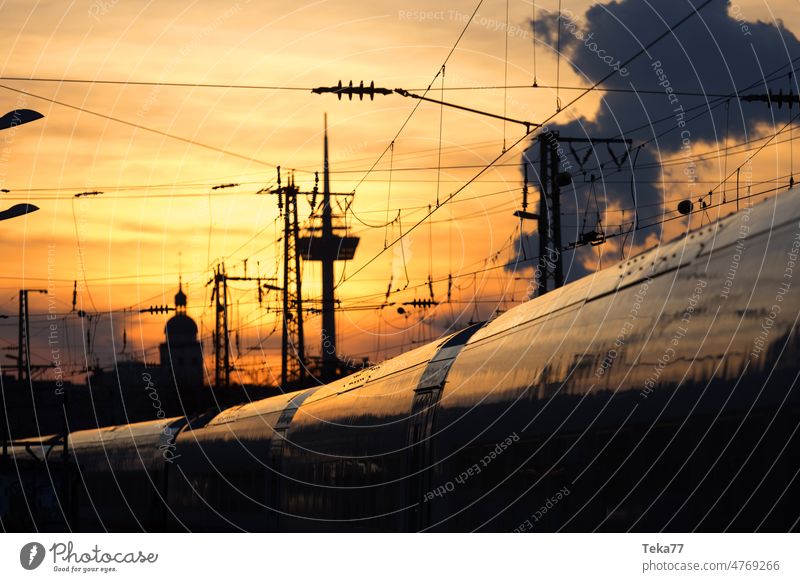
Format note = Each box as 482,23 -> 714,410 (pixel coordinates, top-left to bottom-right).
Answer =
1,0 -> 798,385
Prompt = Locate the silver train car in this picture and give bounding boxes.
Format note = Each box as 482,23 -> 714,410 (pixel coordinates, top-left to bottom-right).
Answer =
3,189 -> 800,532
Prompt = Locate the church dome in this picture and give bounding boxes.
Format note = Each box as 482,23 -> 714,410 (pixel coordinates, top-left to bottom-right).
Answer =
165,313 -> 198,340
174,286 -> 187,308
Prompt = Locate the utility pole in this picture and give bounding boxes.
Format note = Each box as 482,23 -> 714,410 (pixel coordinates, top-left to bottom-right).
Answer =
3,289 -> 46,462
273,174 -> 307,388
209,264 -> 230,390
261,121 -> 359,388
206,265 -> 280,390
18,289 -> 47,383
531,133 -> 631,296
260,169 -> 311,388
285,186 -> 305,387
536,133 -> 559,296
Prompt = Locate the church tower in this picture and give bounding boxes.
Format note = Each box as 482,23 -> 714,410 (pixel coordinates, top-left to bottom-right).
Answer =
159,279 -> 204,398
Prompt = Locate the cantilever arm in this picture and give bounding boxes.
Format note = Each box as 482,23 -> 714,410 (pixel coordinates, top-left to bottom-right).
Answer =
393,88 -> 541,132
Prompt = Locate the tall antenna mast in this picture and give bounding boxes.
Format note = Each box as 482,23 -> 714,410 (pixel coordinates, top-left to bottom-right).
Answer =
320,113 -> 336,381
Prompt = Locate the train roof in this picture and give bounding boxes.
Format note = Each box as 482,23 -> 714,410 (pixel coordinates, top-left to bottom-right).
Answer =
472,187 -> 800,344
204,334 -> 456,426
28,188 -> 800,443
65,416 -> 184,448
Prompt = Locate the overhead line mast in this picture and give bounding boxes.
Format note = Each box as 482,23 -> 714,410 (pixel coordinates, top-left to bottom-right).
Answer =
259,118 -> 360,387
260,169 -> 312,388
207,263 -> 279,390
528,134 -> 632,296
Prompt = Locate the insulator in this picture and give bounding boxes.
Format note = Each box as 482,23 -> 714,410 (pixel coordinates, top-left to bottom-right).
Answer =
522,165 -> 529,210
406,298 -> 438,308
447,274 -> 452,302
311,172 -> 318,209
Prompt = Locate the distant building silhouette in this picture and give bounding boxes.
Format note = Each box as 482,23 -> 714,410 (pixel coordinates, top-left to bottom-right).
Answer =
2,279 -> 281,441
159,279 -> 203,395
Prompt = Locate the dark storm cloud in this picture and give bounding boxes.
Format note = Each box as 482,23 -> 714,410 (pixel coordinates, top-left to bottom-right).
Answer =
510,0 -> 800,280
